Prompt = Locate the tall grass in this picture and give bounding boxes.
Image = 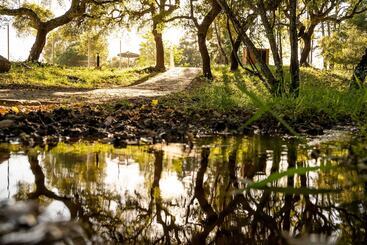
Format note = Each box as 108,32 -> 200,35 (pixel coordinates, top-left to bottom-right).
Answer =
164,66 -> 367,129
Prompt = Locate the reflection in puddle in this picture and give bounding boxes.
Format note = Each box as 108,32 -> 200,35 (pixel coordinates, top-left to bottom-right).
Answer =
0,133 -> 366,244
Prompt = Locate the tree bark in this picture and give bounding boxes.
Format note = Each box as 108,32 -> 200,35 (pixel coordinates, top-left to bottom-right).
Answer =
198,31 -> 213,79
152,27 -> 165,71
289,0 -> 300,96
299,24 -> 316,67
230,37 -> 241,71
28,27 -> 48,61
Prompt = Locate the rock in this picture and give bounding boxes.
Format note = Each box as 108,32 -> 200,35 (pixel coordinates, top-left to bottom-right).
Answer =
0,120 -> 14,129
0,200 -> 89,244
0,55 -> 11,73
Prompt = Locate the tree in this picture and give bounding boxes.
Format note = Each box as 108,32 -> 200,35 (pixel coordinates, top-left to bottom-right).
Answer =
297,0 -> 367,66
216,0 -> 280,94
289,0 -> 300,96
138,32 -> 182,67
247,0 -> 284,82
176,31 -> 202,67
321,26 -> 367,69
124,0 -> 180,71
43,28 -> 109,66
170,0 -> 221,79
0,0 -> 116,62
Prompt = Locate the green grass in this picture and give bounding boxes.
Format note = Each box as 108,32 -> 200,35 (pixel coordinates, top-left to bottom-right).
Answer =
0,63 -> 155,89
161,66 -> 367,127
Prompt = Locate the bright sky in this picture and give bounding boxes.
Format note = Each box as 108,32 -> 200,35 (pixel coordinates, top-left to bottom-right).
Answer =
0,0 -> 183,61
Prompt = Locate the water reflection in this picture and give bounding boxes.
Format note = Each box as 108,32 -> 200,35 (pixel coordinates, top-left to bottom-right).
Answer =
0,134 -> 366,244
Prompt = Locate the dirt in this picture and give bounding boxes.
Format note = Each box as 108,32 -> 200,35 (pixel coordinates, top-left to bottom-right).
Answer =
0,67 -> 201,106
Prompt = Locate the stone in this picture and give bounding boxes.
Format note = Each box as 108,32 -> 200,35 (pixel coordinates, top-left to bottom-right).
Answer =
0,120 -> 14,129
0,55 -> 11,73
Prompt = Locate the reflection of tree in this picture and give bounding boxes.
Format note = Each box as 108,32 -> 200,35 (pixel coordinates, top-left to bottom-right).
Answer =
9,138 -> 367,243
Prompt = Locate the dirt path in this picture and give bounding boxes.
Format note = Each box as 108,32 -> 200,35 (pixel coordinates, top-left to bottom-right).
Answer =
0,67 -> 200,106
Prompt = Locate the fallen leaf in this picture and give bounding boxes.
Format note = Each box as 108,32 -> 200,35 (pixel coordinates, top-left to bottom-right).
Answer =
151,99 -> 159,106
11,106 -> 20,114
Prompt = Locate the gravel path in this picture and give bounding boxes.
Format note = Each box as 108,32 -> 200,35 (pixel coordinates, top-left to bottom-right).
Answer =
0,67 -> 200,106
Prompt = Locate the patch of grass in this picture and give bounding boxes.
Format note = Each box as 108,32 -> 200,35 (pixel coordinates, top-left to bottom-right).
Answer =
0,63 -> 156,89
162,66 -> 367,127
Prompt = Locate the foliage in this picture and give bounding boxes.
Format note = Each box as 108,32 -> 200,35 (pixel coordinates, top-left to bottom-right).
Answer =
137,33 -> 182,67
43,28 -> 109,66
12,3 -> 53,36
162,66 -> 367,127
176,31 -> 202,67
321,26 -> 367,69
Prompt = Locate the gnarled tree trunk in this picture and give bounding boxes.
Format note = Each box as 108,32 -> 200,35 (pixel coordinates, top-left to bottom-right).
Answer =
300,24 -> 316,67
28,27 -> 48,61
196,1 -> 221,80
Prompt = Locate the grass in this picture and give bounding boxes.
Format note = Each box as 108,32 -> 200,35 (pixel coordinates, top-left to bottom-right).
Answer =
160,66 -> 367,128
0,63 -> 156,89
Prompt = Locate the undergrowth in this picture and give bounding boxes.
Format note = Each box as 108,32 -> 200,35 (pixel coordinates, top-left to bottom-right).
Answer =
162,66 -> 367,129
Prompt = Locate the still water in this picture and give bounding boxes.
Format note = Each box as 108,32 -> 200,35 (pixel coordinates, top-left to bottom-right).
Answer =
0,132 -> 366,244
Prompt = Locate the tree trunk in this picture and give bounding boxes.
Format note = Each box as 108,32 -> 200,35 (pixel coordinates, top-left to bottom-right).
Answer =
216,0 -> 279,94
28,27 -> 48,62
153,27 -> 165,71
196,1 -> 221,79
198,31 -> 213,79
257,0 -> 283,83
300,25 -> 316,67
321,21 -> 328,69
289,0 -> 300,96
230,37 -> 241,71
351,48 -> 367,88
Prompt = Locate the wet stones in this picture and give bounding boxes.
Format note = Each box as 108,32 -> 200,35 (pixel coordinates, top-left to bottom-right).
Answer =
0,200 -> 89,244
0,119 -> 15,129
0,99 -> 336,146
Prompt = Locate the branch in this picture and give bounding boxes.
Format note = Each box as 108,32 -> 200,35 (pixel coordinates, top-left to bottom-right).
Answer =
0,6 -> 41,28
